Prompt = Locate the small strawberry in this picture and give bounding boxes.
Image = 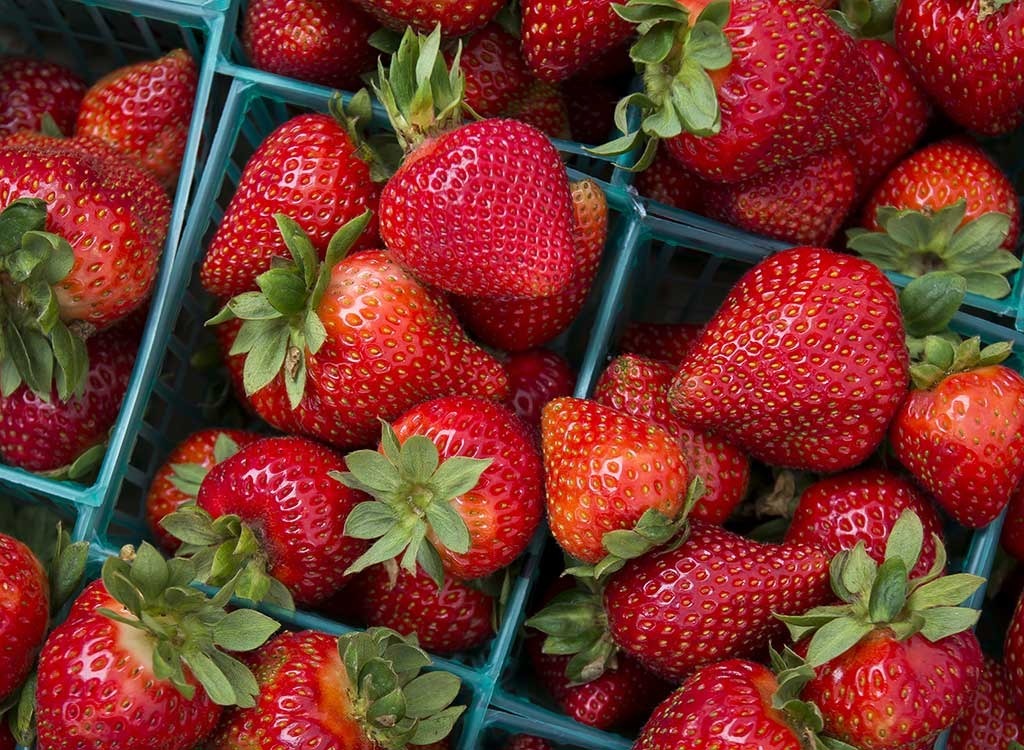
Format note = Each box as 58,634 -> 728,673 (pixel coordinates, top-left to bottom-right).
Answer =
948,659 -> 1024,750
0,533 -> 48,703
456,24 -> 532,118
353,0 -> 504,35
1005,588 -> 1024,710
35,544 -> 280,750
669,246 -> 909,473
337,396 -> 543,583
1002,483 -> 1024,561
618,322 -> 703,363
504,80 -> 573,141
242,0 -> 377,90
890,337 -> 1024,528
0,57 -> 85,135
504,349 -> 576,428
785,468 -> 945,578
634,148 -> 705,212
503,737 -> 552,750
144,429 -> 260,552
521,0 -> 635,84
76,49 -> 197,188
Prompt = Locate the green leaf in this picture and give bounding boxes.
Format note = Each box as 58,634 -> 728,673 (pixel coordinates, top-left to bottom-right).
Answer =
403,671 -> 461,718
182,648 -> 236,706
257,267 -> 309,316
946,211 -> 1011,261
686,20 -> 732,69
6,321 -> 53,398
671,59 -> 720,136
867,557 -> 907,624
416,542 -> 445,589
0,198 -> 47,257
398,435 -> 440,482
840,543 -> 878,599
241,319 -> 289,396
961,271 -> 1013,299
907,574 -> 985,610
630,21 -> 677,64
408,705 -> 465,745
429,455 -> 491,498
344,501 -> 400,539
52,539 -> 89,611
213,609 -> 280,651
424,501 -> 471,555
130,542 -> 170,602
343,449 -> 402,494
218,292 -> 282,322
918,606 -> 980,642
899,272 -> 968,338
805,618 -> 873,668
273,214 -> 318,283
884,511 -> 924,574
697,0 -> 731,26
207,648 -> 260,709
346,523 -> 414,575
304,310 -> 328,355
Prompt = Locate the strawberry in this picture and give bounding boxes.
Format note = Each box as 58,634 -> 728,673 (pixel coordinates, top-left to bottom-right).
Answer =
200,108 -> 381,300
504,737 -> 552,750
948,659 -> 1024,750
598,0 -> 887,183
346,563 -> 494,654
521,0 -> 635,84
703,146 -> 857,246
1002,483 -> 1024,561
593,355 -> 750,525
163,436 -> 368,609
634,149 -> 705,212
144,429 -> 260,552
618,322 -> 703,363
505,80 -> 573,141
785,468 -> 945,579
242,0 -> 377,90
895,0 -> 1024,135
35,544 -> 279,750
890,338 -> 1024,528
457,24 -> 532,118
0,723 -> 11,750
210,213 -> 509,449
337,395 -> 543,583
1006,588 -> 1024,710
0,57 -> 85,136
670,246 -> 909,473
76,49 -> 197,188
541,397 -> 692,566
564,76 -> 621,146
504,349 -> 576,428
783,511 -> 985,749
0,533 -> 48,703
453,178 -> 608,351
375,28 -> 576,299
353,0 -> 504,34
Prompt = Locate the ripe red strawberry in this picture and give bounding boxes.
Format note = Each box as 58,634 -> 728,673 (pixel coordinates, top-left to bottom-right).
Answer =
242,0 -> 376,90
504,349 -> 575,429
0,533 -> 48,702
505,80 -> 573,141
703,146 -> 857,246
35,544 -> 279,750
604,521 -> 831,681
346,563 -> 493,654
521,0 -> 635,83
456,24 -> 532,118
164,436 -> 368,608
669,246 -> 909,473
339,396 -> 543,582
211,214 -> 509,449
353,0 -> 504,34
895,0 -> 1024,135
634,148 -> 705,212
541,397 -> 691,565
200,111 -> 381,300
453,178 -> 608,351
1002,483 -> 1024,561
785,468 -> 945,578
76,49 -> 197,188
594,355 -> 750,525
145,429 -> 260,552
503,737 -> 552,750
890,340 -> 1024,528
1005,588 -> 1024,709
376,29 -> 576,299
618,322 -> 702,363
948,659 -> 1024,750
0,57 -> 85,135
206,629 -> 464,749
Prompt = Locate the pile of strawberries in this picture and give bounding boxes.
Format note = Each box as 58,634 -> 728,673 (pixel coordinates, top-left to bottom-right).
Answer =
2,0 -> 1024,749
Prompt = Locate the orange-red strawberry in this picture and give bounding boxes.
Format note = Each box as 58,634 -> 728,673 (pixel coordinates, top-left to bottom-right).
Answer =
521,0 -> 635,84
634,148 -> 705,212
76,49 -> 197,188
353,0 -> 504,34
456,24 -> 532,118
504,349 -> 576,428
948,659 -> 1024,750
505,80 -> 573,141
670,246 -> 909,473
0,57 -> 85,135
618,321 -> 702,363
0,533 -> 48,703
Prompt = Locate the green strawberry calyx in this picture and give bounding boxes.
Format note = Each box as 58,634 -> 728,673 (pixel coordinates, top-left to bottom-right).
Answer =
768,648 -> 860,750
207,210 -> 372,410
328,90 -> 403,183
335,421 -> 491,588
588,0 -> 733,170
339,627 -> 466,748
167,432 -> 242,499
847,199 -> 1022,300
898,271 -> 967,361
827,0 -> 898,39
909,335 -> 1013,390
96,542 -> 280,708
777,510 -> 984,669
0,198 -> 91,401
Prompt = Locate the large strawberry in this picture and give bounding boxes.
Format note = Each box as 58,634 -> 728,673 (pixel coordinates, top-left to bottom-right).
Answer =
669,246 -> 909,473
948,659 -> 1024,750
889,337 -> 1024,528
76,49 -> 197,188
0,57 -> 85,136
242,0 -> 376,90
521,0 -> 635,83
634,148 -> 706,212
375,28 -> 576,299
0,533 -> 48,703
35,544 -> 279,750
504,349 -> 575,429
337,395 -> 543,583
895,0 -> 1024,135
618,321 -> 703,363
353,0 -> 503,34
209,213 -> 508,449
504,80 -> 573,141
456,24 -> 533,118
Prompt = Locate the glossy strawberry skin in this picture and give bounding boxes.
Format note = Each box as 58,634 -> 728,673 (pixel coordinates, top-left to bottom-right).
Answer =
670,247 -> 909,473
0,321 -> 138,472
618,322 -> 703,364
457,24 -> 532,118
785,468 -> 944,578
504,349 -> 576,429
890,365 -> 1024,528
36,580 -> 221,750
541,397 -> 690,565
200,113 -> 380,300
1002,483 -> 1024,561
353,0 -> 504,34
0,57 -> 85,136
242,0 -> 376,90
604,522 -> 831,681
895,0 -> 1024,135
862,139 -> 1020,251
76,49 -> 197,188
0,533 -> 48,702
521,0 -> 635,83
634,660 -> 804,749
391,396 -> 544,580
347,565 -> 493,654
145,429 -> 261,552
594,355 -> 749,525
380,118 -> 576,299
802,629 -> 983,749
198,436 -> 369,605
948,659 -> 1024,750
